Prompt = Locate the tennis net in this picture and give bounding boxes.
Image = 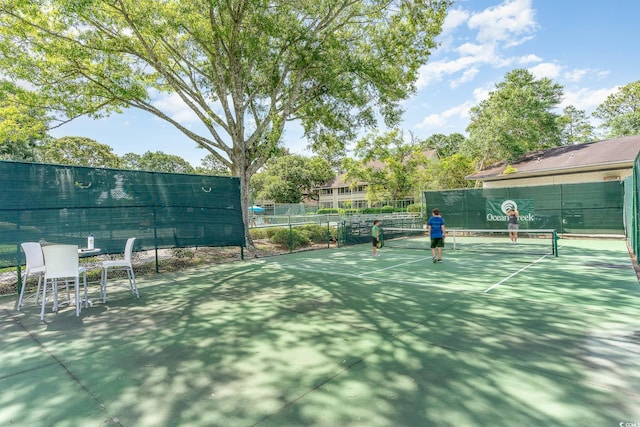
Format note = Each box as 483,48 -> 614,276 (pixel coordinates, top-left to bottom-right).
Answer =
381,228 -> 558,256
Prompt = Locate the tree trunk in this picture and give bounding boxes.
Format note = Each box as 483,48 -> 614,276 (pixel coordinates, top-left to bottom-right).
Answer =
238,165 -> 255,253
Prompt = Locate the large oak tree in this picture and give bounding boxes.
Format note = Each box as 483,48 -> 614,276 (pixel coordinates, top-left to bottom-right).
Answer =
0,82 -> 49,161
0,0 -> 451,243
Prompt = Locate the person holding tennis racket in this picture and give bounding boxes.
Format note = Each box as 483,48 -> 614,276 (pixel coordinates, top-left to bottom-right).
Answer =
427,208 -> 445,263
371,219 -> 381,257
507,207 -> 519,244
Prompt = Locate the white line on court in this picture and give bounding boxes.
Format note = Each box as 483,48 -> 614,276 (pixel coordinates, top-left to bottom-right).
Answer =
373,256 -> 432,273
483,253 -> 550,293
276,261 -> 469,292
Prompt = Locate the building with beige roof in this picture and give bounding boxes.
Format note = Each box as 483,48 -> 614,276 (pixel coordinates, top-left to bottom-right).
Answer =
466,135 -> 640,188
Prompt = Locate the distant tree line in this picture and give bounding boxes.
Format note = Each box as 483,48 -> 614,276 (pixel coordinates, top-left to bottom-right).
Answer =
1,72 -> 639,206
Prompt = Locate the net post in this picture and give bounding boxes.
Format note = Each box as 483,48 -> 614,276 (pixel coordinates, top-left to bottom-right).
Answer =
553,229 -> 558,257
452,229 -> 457,250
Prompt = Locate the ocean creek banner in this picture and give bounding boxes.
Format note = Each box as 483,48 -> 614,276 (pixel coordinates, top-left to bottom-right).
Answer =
486,199 -> 535,223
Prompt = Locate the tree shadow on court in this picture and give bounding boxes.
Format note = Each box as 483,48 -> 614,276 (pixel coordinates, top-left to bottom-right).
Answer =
2,246 -> 639,426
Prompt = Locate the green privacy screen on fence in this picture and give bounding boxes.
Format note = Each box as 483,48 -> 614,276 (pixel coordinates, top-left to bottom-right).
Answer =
0,161 -> 245,268
424,181 -> 625,234
624,175 -> 636,256
626,153 -> 640,258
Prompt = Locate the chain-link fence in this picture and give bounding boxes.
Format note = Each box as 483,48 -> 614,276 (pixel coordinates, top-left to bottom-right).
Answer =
423,182 -> 624,234
0,161 -> 245,271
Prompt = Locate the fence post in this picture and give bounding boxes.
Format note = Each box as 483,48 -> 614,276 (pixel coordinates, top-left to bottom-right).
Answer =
326,222 -> 330,248
15,241 -> 22,294
633,168 -> 638,257
289,224 -> 293,253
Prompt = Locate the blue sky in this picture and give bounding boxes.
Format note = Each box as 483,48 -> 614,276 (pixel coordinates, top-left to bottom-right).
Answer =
49,0 -> 640,167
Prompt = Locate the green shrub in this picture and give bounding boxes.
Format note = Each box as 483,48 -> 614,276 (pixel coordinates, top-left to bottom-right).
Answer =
360,208 -> 380,214
381,205 -> 394,213
299,224 -> 328,244
342,209 -> 359,216
329,225 -> 338,241
270,228 -> 311,249
265,227 -> 281,238
317,208 -> 340,214
249,228 -> 268,239
406,204 -> 422,212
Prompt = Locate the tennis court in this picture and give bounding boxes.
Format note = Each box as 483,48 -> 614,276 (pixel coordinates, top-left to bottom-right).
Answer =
1,237 -> 639,426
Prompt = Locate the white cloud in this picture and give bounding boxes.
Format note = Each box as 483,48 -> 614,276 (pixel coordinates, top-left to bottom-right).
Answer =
456,42 -> 489,58
415,101 -> 474,130
518,54 -> 541,64
472,85 -> 493,103
561,86 -> 618,111
417,0 -> 539,90
416,113 -> 446,129
528,62 -> 563,79
153,93 -> 200,124
417,58 -> 470,88
593,70 -> 610,80
441,8 -> 470,34
563,69 -> 588,83
417,44 -> 500,89
468,0 -> 537,44
451,68 -> 480,88
562,68 -> 605,84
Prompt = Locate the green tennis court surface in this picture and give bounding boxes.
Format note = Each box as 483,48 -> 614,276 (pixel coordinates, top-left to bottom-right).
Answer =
1,238 -> 639,426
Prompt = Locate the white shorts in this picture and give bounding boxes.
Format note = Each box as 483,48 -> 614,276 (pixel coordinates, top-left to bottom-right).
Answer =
508,224 -> 519,231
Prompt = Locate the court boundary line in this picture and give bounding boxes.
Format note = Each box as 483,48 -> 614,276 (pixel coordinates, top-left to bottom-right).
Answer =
373,256 -> 431,273
483,253 -> 550,293
276,262 -> 477,293
273,250 -> 558,294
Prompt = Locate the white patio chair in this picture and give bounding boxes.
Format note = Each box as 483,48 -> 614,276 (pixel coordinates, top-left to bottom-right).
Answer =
17,242 -> 46,311
100,237 -> 139,303
40,245 -> 88,320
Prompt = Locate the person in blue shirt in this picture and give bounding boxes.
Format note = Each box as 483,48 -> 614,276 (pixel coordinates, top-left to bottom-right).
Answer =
427,208 -> 446,263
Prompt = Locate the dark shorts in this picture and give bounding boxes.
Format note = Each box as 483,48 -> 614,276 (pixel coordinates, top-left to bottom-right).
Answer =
372,237 -> 379,247
431,237 -> 444,248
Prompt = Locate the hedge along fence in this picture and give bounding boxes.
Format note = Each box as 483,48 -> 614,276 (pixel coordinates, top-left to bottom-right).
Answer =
249,222 -> 338,253
316,204 -> 422,216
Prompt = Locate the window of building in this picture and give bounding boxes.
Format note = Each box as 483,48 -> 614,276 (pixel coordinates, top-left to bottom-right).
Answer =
353,185 -> 366,193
